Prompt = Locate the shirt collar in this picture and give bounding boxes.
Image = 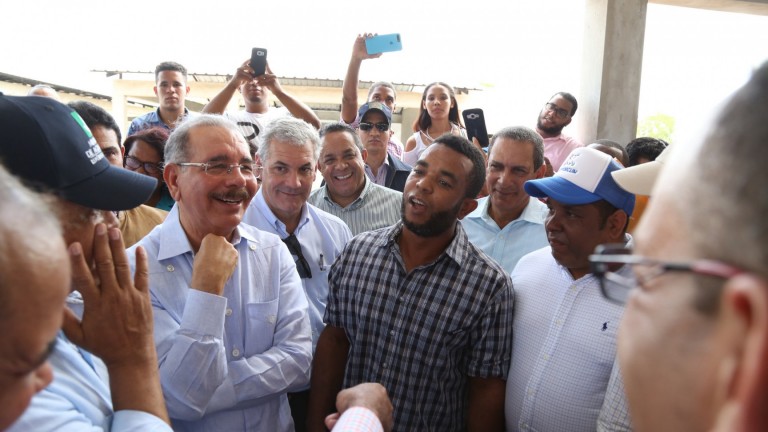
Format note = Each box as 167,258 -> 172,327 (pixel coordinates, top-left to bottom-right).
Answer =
251,189 -> 310,236
380,220 -> 471,268
157,205 -> 251,260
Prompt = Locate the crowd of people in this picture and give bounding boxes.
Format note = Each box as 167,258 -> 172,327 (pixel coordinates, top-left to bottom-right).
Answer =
0,34 -> 766,432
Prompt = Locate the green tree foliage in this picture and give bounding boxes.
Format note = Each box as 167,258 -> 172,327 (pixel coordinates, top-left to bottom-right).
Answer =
636,113 -> 675,144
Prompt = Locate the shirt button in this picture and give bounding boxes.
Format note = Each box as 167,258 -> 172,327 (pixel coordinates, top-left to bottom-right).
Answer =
225,308 -> 233,317
249,244 -> 257,251
543,354 -> 550,361
166,264 -> 175,272
389,330 -> 395,336
382,362 -> 388,369
232,348 -> 240,357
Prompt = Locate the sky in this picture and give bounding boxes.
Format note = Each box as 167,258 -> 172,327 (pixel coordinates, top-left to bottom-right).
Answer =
2,0 -> 767,141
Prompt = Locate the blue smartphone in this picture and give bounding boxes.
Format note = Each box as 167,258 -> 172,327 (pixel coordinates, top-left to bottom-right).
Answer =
365,34 -> 402,55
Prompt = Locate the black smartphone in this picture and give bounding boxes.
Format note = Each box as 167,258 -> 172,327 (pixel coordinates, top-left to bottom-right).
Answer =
250,47 -> 267,77
462,108 -> 490,149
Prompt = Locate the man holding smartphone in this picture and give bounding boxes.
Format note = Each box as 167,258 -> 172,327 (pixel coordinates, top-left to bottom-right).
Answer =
203,58 -> 320,153
340,33 -> 405,160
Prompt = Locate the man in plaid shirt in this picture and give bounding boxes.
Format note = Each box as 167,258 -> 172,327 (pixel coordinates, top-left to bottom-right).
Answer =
307,134 -> 513,432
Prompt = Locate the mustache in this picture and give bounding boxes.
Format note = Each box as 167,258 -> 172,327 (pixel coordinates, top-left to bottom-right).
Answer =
211,188 -> 251,201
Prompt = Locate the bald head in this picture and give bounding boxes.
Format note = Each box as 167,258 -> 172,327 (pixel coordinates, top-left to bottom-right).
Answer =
27,85 -> 60,101
0,165 -> 69,429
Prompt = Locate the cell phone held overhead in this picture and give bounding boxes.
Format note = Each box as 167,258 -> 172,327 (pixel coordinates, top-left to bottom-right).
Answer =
462,108 -> 490,149
250,48 -> 267,77
365,34 -> 402,55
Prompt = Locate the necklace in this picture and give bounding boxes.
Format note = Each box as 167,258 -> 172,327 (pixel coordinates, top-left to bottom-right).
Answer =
421,123 -> 456,142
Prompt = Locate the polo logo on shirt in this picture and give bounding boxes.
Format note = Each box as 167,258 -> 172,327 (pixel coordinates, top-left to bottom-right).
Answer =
601,322 -> 608,331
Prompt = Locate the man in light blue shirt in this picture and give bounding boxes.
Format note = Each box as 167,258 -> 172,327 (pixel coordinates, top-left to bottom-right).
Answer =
130,114 -> 312,431
462,126 -> 549,274
244,117 -> 351,432
310,123 -> 402,236
505,147 -> 635,432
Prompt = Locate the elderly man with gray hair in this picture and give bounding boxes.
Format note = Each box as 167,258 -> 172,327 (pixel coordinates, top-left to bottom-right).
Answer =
242,117 -> 352,431
129,114 -> 312,432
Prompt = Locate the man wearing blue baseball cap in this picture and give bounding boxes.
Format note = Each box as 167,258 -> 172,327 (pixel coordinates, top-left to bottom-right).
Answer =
504,147 -> 634,431
356,101 -> 411,192
0,94 -> 172,431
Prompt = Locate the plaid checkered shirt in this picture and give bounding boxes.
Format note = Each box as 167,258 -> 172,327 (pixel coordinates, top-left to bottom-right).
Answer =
325,222 -> 514,431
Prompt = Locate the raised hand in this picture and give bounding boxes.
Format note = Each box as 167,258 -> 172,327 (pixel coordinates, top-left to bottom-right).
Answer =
190,233 -> 239,296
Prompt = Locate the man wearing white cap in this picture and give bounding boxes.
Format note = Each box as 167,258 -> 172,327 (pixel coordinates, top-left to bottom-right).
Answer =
504,147 -> 634,432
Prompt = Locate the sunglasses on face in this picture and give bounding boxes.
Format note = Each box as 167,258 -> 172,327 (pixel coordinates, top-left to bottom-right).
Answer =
359,122 -> 389,132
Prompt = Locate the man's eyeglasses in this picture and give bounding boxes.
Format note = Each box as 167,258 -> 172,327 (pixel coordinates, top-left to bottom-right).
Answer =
124,155 -> 164,175
359,122 -> 389,132
176,162 -> 260,177
589,244 -> 743,304
543,102 -> 571,119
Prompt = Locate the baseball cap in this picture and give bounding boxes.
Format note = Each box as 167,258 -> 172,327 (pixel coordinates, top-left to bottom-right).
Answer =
0,95 -> 157,211
358,101 -> 392,125
524,147 -> 635,216
611,145 -> 673,196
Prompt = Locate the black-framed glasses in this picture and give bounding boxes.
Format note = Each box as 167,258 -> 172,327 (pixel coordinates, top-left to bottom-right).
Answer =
589,244 -> 743,304
176,162 -> 260,177
543,102 -> 570,119
124,155 -> 164,175
359,122 -> 389,132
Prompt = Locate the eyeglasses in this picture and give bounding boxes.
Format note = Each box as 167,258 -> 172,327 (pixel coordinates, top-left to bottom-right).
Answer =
176,162 -> 260,177
543,102 -> 571,119
124,155 -> 164,175
359,122 -> 389,132
589,244 -> 743,304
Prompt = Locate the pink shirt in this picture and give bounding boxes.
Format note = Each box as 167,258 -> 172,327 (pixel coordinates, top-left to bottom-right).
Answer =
332,407 -> 384,432
543,134 -> 582,171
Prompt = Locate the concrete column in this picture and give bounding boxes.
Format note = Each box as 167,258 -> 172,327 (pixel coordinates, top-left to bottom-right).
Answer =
579,0 -> 648,145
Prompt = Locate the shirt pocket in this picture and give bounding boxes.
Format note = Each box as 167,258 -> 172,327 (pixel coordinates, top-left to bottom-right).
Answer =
245,299 -> 279,354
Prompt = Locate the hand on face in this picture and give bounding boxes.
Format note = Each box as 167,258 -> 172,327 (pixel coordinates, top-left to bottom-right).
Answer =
62,224 -> 156,367
190,233 -> 239,296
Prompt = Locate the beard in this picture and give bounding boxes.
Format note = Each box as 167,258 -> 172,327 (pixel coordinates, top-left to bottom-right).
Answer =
536,116 -> 565,136
400,198 -> 461,238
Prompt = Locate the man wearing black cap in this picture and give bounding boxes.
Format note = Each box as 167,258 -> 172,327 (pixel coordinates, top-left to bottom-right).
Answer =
357,102 -> 411,192
504,147 -> 634,432
0,94 -> 171,430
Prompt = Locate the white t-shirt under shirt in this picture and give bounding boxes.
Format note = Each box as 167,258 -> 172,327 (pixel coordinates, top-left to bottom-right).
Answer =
224,107 -> 291,152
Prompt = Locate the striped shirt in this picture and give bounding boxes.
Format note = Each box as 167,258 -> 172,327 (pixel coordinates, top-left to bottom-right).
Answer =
325,222 -> 513,431
308,178 -> 402,236
505,243 -> 632,432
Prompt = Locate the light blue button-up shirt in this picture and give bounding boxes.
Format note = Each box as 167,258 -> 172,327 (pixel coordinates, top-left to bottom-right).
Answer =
461,196 -> 549,274
129,205 -> 312,432
8,295 -> 172,432
243,189 -> 352,353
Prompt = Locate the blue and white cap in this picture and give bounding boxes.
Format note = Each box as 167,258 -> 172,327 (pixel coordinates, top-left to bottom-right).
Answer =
525,147 -> 635,216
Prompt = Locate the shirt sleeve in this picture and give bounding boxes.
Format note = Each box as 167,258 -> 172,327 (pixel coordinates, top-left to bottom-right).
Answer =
203,241 -> 313,414
152,287 -> 230,420
467,274 -> 514,379
596,359 -> 633,432
332,407 -> 384,432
